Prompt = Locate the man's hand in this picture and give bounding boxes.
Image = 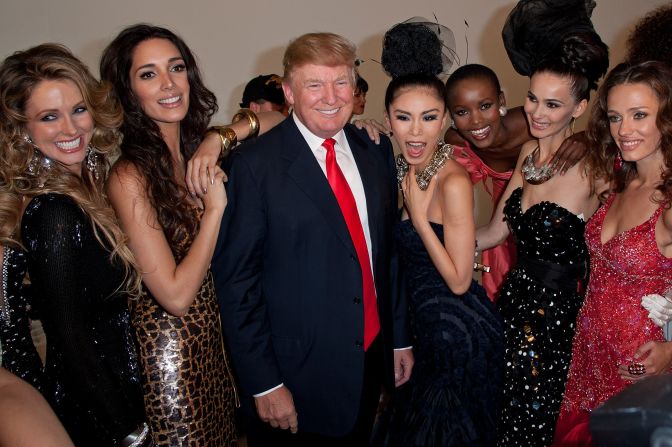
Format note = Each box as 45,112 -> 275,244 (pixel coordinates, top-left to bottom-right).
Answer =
254,386 -> 298,433
393,349 -> 414,387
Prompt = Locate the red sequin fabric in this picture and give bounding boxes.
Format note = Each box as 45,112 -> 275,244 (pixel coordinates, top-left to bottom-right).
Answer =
561,195 -> 672,414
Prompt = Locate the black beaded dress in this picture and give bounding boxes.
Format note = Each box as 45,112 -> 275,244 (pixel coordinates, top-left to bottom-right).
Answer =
0,244 -> 43,389
22,194 -> 146,446
496,187 -> 587,446
379,219 -> 504,446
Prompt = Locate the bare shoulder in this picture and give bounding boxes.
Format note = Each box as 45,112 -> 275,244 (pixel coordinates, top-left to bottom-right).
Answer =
107,159 -> 146,197
439,160 -> 473,194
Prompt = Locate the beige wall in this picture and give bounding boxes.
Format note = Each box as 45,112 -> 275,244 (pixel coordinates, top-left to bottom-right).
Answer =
1,0 -> 668,125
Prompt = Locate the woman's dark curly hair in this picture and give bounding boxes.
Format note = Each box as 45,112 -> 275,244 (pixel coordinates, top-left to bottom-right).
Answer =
100,24 -> 217,258
625,3 -> 672,66
586,61 -> 672,204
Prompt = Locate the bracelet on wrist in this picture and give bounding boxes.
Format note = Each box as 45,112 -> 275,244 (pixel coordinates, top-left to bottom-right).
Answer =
121,423 -> 151,447
232,108 -> 260,139
207,126 -> 237,161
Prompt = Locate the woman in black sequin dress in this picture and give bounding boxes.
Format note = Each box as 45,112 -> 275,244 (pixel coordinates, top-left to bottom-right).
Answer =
0,44 -> 152,446
374,22 -> 504,446
477,22 -> 609,446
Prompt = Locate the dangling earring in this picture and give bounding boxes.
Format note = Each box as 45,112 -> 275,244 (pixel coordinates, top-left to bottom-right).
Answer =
450,119 -> 457,130
570,117 -> 576,135
499,106 -> 508,117
613,151 -> 623,172
23,134 -> 34,145
85,145 -> 99,180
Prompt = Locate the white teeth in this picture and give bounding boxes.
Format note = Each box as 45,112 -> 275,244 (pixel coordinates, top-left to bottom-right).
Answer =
621,140 -> 639,147
55,137 -> 81,150
159,96 -> 180,104
471,126 -> 490,136
407,142 -> 424,147
319,108 -> 339,115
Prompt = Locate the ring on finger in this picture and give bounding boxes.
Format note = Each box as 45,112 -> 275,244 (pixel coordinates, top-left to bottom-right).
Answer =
628,362 -> 646,376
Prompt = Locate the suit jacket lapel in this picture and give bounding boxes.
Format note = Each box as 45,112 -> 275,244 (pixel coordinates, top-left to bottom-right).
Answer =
283,119 -> 357,257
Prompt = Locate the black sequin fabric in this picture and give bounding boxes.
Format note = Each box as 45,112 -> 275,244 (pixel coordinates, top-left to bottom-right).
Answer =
379,220 -> 503,446
496,187 -> 587,446
22,194 -> 145,446
0,245 -> 43,389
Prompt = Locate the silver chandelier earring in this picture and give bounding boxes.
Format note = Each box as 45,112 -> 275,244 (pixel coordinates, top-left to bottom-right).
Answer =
499,106 -> 508,117
85,145 -> 99,180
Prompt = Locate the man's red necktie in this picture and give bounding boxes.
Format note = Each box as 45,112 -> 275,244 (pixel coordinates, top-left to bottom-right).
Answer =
322,138 -> 380,350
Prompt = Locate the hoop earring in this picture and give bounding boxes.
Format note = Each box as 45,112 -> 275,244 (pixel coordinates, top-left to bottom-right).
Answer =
85,145 -> 99,180
499,106 -> 508,117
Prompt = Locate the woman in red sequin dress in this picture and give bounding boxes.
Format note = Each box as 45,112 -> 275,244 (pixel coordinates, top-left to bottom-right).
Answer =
555,61 -> 672,446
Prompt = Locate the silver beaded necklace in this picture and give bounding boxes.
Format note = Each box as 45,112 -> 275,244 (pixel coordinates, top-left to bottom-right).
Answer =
521,144 -> 559,185
396,141 -> 454,190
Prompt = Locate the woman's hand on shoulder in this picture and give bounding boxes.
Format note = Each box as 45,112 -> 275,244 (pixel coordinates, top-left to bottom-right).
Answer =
552,131 -> 588,175
352,118 -> 390,145
186,132 -> 222,197
198,165 -> 227,216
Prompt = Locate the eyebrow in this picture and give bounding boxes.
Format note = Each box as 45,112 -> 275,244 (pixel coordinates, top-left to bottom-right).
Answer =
33,101 -> 86,116
135,56 -> 184,72
393,107 -> 441,115
607,106 -> 652,113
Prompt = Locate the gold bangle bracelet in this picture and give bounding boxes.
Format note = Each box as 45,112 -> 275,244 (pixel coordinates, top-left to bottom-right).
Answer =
207,126 -> 237,160
232,108 -> 260,139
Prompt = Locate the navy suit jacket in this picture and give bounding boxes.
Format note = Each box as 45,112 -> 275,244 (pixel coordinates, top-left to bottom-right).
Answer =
213,117 -> 409,436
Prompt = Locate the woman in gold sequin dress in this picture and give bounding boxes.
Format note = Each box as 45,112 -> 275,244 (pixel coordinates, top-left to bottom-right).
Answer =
101,25 -> 238,446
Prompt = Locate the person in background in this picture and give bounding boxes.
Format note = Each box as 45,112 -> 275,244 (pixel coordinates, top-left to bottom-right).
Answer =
240,74 -> 289,116
352,73 -> 368,118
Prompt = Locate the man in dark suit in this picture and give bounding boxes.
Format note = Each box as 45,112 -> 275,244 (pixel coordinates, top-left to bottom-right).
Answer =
213,32 -> 413,446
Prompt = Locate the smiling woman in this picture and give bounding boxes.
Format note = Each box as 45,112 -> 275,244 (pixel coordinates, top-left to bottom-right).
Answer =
100,24 -> 238,446
0,43 -> 151,446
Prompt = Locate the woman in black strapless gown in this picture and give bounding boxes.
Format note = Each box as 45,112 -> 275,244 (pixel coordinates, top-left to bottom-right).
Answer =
374,21 -> 504,446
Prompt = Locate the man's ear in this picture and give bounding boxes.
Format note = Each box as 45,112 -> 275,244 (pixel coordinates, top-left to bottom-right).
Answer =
282,81 -> 295,106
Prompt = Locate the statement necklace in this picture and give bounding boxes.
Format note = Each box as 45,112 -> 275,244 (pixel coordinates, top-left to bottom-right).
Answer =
396,141 -> 454,190
521,144 -> 559,185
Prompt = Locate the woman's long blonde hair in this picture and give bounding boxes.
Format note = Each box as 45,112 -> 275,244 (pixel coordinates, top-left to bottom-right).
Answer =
0,43 -> 140,295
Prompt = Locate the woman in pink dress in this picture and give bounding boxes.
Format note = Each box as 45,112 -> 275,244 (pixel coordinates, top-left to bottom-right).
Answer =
555,60 -> 672,446
444,64 -> 586,300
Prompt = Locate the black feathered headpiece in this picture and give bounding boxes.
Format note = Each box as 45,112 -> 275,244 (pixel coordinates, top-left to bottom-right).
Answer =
381,17 -> 456,79
502,0 -> 599,77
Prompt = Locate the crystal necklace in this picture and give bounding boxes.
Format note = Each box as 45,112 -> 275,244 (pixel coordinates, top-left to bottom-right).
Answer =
396,141 -> 454,190
521,144 -> 559,185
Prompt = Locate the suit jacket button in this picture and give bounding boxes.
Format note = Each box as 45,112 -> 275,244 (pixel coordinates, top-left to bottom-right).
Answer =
353,297 -> 361,304
355,340 -> 363,348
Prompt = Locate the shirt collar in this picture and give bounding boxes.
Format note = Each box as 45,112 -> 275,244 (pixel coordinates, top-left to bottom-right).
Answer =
292,113 -> 347,150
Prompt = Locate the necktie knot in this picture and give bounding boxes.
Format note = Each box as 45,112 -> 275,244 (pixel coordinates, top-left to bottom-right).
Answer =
322,138 -> 336,154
